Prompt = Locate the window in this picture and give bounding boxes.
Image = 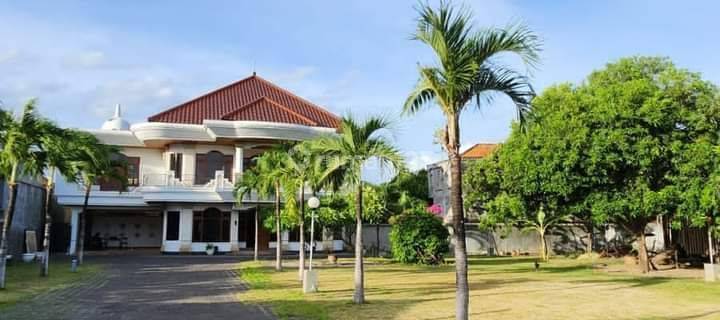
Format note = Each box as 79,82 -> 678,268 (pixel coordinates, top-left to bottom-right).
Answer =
127,157 -> 140,186
195,151 -> 233,184
166,211 -> 180,241
169,153 -> 183,179
192,208 -> 230,242
99,154 -> 140,191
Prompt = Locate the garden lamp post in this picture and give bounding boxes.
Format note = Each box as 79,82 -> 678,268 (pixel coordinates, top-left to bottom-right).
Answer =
307,196 -> 320,270
304,196 -> 320,293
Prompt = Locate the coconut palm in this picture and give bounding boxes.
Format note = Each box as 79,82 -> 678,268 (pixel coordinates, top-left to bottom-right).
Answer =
0,100 -> 49,289
313,115 -> 403,304
404,3 -> 540,318
70,131 -> 125,264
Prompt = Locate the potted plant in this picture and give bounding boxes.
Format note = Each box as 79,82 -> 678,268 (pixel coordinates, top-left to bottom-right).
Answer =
205,243 -> 215,256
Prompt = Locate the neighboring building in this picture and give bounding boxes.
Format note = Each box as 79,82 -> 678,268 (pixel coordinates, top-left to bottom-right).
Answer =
427,143 -> 497,223
55,73 -> 344,254
0,177 -> 46,257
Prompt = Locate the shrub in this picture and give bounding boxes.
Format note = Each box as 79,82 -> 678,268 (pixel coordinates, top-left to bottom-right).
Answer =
389,210 -> 449,264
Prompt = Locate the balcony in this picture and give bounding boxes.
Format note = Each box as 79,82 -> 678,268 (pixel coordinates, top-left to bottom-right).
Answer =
142,171 -> 235,191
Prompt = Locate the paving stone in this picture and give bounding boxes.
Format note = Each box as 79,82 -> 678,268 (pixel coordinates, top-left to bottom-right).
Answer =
2,255 -> 275,320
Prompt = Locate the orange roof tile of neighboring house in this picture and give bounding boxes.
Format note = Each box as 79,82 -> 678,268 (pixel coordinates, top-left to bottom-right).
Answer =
461,143 -> 498,159
147,73 -> 340,128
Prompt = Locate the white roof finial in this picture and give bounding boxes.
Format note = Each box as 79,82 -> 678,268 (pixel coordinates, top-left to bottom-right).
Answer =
101,103 -> 130,131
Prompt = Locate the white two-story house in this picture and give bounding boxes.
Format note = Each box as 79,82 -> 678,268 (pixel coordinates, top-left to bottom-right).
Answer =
55,73 -> 343,254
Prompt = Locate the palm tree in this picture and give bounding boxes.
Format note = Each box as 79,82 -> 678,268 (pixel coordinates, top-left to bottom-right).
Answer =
0,100 -> 48,289
256,148 -> 289,271
234,168 -> 263,261
282,142 -> 333,284
404,3 -> 540,319
69,132 -> 125,265
37,126 -> 75,276
313,116 -> 403,304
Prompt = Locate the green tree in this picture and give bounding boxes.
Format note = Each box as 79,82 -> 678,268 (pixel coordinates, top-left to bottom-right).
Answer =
0,100 -> 50,289
404,3 -> 540,318
281,142 -> 333,284
38,126 -> 78,276
249,148 -> 288,271
313,115 -> 403,304
70,131 -> 125,265
234,168 -> 264,261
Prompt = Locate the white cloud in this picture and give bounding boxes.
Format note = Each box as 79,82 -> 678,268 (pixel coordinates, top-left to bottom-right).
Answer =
63,50 -> 107,69
405,151 -> 444,172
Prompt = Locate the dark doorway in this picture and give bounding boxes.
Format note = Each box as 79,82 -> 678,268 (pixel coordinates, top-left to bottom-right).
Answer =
237,208 -> 255,248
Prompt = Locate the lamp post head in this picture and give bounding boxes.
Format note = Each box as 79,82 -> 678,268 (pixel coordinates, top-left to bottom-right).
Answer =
307,196 -> 320,209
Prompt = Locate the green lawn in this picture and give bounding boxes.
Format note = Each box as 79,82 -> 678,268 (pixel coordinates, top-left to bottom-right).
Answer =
238,257 -> 720,320
0,257 -> 101,310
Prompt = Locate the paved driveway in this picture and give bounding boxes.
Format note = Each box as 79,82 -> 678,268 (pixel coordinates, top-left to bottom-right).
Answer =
4,255 -> 275,320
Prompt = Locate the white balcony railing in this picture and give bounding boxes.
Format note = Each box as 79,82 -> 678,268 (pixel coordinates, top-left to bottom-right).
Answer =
142,171 -> 235,191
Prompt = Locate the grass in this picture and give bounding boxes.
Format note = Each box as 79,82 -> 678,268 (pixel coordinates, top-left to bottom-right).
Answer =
238,257 -> 720,320
0,257 -> 102,310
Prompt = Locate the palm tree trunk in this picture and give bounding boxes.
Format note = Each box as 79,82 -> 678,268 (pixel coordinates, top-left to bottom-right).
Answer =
376,223 -> 380,257
353,181 -> 365,304
254,206 -> 259,261
275,181 -> 282,271
539,230 -> 548,262
0,177 -> 19,289
298,186 -> 306,282
77,182 -> 91,264
40,170 -> 55,277
638,228 -> 649,273
447,114 -> 468,320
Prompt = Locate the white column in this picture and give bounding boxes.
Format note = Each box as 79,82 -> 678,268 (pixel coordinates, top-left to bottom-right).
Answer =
234,146 -> 244,180
179,208 -> 194,252
230,211 -> 239,252
68,207 -> 80,255
161,211 -> 168,252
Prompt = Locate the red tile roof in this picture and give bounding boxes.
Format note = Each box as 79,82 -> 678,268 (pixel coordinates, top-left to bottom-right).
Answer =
148,74 -> 340,128
461,143 -> 498,159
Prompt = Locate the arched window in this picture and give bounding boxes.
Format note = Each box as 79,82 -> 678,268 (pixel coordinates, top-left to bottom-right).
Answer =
192,207 -> 230,242
194,151 -> 233,184
99,153 -> 140,191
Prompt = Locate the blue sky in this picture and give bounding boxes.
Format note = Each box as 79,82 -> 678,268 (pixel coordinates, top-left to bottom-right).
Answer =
1,1 -> 719,182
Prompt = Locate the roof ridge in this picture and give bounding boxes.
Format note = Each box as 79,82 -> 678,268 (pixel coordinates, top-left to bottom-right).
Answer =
254,75 -> 340,123
221,96 -> 318,126
148,74 -> 258,121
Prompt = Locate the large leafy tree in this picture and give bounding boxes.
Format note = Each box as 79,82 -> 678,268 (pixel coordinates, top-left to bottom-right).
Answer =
0,100 -> 50,289
313,115 -> 403,304
403,3 -> 540,318
465,85 -> 596,259
577,57 -> 720,273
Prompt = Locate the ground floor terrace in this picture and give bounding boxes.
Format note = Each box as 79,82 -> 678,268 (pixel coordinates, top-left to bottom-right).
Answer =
63,204 -> 343,255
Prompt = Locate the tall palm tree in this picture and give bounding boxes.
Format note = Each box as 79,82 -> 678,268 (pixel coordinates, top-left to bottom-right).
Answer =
255,148 -> 289,271
0,100 -> 48,289
37,125 -> 75,276
234,168 -> 263,261
69,132 -> 125,265
313,116 -> 403,304
282,142 -> 332,284
404,3 -> 540,318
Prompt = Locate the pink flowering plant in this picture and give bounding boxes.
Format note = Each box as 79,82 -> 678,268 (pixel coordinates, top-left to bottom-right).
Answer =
427,204 -> 443,217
